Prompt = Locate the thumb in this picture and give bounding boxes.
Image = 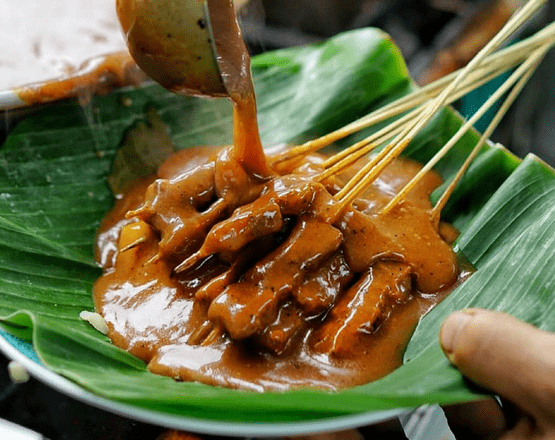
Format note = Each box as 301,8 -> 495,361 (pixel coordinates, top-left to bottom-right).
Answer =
439,308 -> 555,421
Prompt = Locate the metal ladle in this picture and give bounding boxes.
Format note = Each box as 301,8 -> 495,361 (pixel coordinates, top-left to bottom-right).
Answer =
116,0 -> 270,176
116,0 -> 253,98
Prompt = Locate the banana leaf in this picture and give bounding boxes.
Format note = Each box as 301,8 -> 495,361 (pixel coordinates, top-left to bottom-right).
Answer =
1,28 -> 553,423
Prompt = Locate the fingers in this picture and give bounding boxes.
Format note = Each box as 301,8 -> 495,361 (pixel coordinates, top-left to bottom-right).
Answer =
439,309 -> 555,423
443,398 -> 506,439
289,429 -> 363,440
497,416 -> 535,440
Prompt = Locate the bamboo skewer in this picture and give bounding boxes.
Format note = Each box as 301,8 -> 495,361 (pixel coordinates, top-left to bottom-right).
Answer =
381,42 -> 552,217
430,53 -> 547,224
273,16 -> 555,168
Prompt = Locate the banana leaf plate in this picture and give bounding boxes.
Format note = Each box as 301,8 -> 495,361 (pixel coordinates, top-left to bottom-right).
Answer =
0,28 -> 554,435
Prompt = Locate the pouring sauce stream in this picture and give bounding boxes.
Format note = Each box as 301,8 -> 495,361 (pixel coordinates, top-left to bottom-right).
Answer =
205,0 -> 270,177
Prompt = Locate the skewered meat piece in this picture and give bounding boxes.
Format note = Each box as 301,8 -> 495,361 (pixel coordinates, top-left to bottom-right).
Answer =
183,193 -> 283,266
338,208 -> 404,271
339,202 -> 458,292
295,250 -> 354,319
254,300 -> 305,355
311,261 -> 412,357
194,235 -> 283,302
208,218 -> 343,340
126,162 -> 226,259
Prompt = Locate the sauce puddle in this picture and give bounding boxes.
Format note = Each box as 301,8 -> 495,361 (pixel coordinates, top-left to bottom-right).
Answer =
93,145 -> 469,391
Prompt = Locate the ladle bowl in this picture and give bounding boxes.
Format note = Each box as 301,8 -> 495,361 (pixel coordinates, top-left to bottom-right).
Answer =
116,0 -> 251,98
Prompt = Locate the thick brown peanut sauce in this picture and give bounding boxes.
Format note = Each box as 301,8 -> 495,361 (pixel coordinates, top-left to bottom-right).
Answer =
93,138 -> 467,391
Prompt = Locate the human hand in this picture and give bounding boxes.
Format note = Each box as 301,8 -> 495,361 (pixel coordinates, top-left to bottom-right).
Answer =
440,308 -> 555,439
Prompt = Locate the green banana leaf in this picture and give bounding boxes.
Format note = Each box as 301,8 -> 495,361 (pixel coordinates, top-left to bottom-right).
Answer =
1,28 -> 553,423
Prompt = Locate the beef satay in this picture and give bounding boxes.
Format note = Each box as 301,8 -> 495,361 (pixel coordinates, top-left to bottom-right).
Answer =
294,250 -> 354,319
128,162 -> 217,222
194,234 -> 282,302
373,202 -> 459,292
337,208 -> 405,272
311,261 -> 412,357
175,194 -> 283,272
338,202 -> 458,293
254,300 -> 305,355
208,218 -> 343,340
126,164 -> 226,258
175,175 -> 331,273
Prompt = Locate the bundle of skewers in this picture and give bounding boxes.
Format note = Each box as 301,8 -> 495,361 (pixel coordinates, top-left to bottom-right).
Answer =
273,0 -> 555,223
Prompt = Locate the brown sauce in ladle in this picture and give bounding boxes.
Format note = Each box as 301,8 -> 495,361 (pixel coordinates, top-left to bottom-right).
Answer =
116,0 -> 269,177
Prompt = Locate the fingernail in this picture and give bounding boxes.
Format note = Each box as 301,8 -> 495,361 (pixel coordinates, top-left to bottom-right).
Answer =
440,309 -> 477,356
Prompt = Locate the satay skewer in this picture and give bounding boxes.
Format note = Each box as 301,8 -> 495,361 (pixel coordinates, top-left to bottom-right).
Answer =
335,40 -> 552,218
